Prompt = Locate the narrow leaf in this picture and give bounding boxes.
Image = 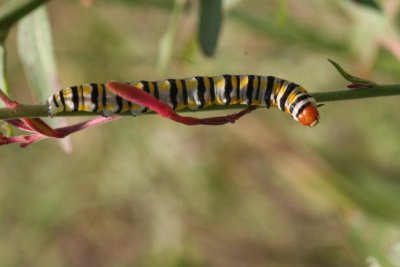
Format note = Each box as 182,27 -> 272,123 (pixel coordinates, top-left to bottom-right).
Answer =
276,0 -> 287,26
0,43 -> 9,108
198,0 -> 222,57
0,0 -> 50,32
328,59 -> 377,86
17,6 -> 59,100
157,0 -> 186,73
17,6 -> 72,153
0,116 -> 122,148
351,0 -> 381,11
0,0 -> 49,107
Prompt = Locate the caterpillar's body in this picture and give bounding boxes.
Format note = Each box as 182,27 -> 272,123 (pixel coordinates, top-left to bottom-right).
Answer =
48,75 -> 319,126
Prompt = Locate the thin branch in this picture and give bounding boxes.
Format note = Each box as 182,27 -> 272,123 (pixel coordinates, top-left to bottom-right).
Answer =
0,0 -> 51,32
312,84 -> 400,102
1,84 -> 400,120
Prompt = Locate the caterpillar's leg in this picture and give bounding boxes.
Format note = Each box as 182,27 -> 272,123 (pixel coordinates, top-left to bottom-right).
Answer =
129,106 -> 147,117
106,81 -> 256,125
102,109 -> 115,117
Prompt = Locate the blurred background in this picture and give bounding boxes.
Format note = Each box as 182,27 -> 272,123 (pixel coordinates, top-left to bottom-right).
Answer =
1,0 -> 400,266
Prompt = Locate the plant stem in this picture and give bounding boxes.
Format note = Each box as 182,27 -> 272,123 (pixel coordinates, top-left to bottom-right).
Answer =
0,0 -> 51,31
312,84 -> 400,102
1,84 -> 400,120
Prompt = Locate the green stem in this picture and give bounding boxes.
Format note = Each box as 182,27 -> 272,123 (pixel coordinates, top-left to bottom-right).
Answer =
0,0 -> 51,31
312,84 -> 400,102
1,84 -> 400,120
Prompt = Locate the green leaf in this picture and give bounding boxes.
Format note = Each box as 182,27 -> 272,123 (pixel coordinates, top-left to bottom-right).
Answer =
198,0 -> 222,57
276,0 -> 287,26
328,59 -> 377,86
157,0 -> 186,73
351,0 -> 381,11
17,6 -> 59,100
0,0 -> 50,108
0,43 -> 10,105
16,5 -> 72,153
0,0 -> 50,32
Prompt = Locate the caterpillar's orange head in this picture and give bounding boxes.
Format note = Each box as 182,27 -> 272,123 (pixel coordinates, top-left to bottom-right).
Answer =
297,104 -> 319,127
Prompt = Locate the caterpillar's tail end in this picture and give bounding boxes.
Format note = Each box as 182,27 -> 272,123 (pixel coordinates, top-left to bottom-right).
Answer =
47,96 -> 63,118
298,104 -> 319,127
46,99 -> 53,118
47,99 -> 56,118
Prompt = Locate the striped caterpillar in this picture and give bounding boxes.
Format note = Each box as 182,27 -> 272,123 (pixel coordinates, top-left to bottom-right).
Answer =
48,75 -> 320,126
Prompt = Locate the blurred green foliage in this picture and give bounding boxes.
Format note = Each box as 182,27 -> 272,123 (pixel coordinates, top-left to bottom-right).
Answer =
1,0 -> 400,266
17,5 -> 59,100
352,0 -> 382,11
198,0 -> 222,56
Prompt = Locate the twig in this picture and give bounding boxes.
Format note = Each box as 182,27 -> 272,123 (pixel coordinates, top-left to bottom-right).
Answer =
1,84 -> 400,120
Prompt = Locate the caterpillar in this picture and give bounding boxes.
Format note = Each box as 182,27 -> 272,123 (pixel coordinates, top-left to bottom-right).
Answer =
48,75 -> 319,126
